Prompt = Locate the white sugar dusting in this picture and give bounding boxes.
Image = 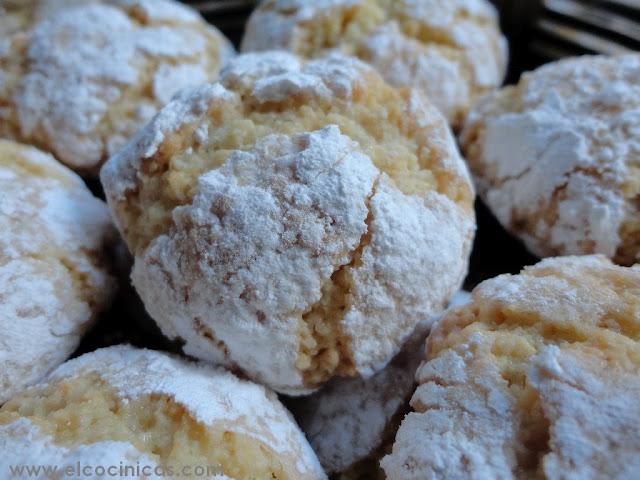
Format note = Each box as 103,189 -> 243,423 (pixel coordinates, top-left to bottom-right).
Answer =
133,126 -> 379,394
0,419 -> 161,478
242,0 -> 507,125
44,346 -> 323,477
294,291 -> 471,473
0,141 -> 116,404
382,334 -> 519,479
5,0 -> 233,171
102,51 -> 474,395
530,346 -> 640,479
462,54 -> 640,261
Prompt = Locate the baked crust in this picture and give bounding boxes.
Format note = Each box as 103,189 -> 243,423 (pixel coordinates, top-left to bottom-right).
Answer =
461,54 -> 640,265
0,0 -> 234,174
101,51 -> 475,394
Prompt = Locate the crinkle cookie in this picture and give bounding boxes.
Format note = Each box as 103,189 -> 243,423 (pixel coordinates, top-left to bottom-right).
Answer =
0,140 -> 116,405
461,54 -> 640,265
101,51 -> 475,395
0,346 -> 326,480
0,0 -> 234,175
382,255 -> 640,480
241,0 -> 507,127
289,291 -> 471,477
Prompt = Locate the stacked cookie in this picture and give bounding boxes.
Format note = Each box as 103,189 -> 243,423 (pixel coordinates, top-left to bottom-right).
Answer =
1,0 -> 639,479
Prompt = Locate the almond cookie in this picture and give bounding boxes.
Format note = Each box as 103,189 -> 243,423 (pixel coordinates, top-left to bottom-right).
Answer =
381,255 -> 640,479
0,345 -> 326,480
289,291 -> 471,478
241,0 -> 507,127
0,140 -> 116,405
461,54 -> 640,265
101,51 -> 475,395
0,0 -> 234,175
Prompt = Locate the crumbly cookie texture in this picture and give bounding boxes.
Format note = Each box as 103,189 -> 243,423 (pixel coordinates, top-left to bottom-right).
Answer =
381,255 -> 640,480
0,140 -> 116,405
289,291 -> 471,476
101,51 -> 475,395
0,0 -> 234,175
241,0 -> 507,127
461,54 -> 640,265
0,345 -> 327,480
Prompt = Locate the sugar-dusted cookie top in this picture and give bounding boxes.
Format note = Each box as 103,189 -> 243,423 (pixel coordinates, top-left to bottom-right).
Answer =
242,0 -> 507,127
461,54 -> 640,265
382,255 -> 640,479
101,51 -> 475,394
0,0 -> 234,174
0,140 -> 116,404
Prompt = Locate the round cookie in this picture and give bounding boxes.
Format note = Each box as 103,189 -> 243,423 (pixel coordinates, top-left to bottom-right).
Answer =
460,54 -> 640,265
0,140 -> 116,404
381,255 -> 640,479
288,291 -> 471,477
0,0 -> 234,175
0,345 -> 326,480
241,0 -> 507,127
101,51 -> 475,395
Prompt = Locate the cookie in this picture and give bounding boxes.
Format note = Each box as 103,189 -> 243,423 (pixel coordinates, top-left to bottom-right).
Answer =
381,255 -> 640,479
460,54 -> 640,265
0,345 -> 326,479
0,140 -> 116,404
241,0 -> 507,127
0,0 -> 234,175
101,51 -> 475,395
289,291 -> 471,477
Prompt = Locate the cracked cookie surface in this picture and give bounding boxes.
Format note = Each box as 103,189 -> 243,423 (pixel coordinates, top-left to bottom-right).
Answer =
101,51 -> 475,394
382,255 -> 640,479
461,54 -> 640,265
241,0 -> 507,127
0,345 -> 326,480
0,140 -> 116,404
0,0 -> 233,175
289,291 -> 471,477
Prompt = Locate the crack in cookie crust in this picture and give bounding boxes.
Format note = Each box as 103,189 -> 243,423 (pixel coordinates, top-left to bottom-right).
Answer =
101,52 -> 474,394
382,256 -> 640,479
461,54 -> 640,265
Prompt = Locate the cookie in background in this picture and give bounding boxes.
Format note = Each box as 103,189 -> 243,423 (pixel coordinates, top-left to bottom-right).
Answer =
242,0 -> 508,128
0,0 -> 234,175
0,140 -> 116,404
461,53 -> 640,266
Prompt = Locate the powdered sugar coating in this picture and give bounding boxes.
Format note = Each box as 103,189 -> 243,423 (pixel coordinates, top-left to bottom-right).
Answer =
1,419 -> 162,480
382,255 -> 640,479
1,346 -> 325,480
461,54 -> 640,265
101,52 -> 475,395
0,140 -> 116,404
134,126 -> 379,393
291,291 -> 471,474
0,0 -> 233,174
382,339 -> 519,479
530,346 -> 640,480
218,50 -> 302,90
242,0 -> 507,126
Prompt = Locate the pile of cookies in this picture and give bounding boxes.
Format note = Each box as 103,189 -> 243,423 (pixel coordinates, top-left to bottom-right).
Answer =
0,0 -> 638,479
